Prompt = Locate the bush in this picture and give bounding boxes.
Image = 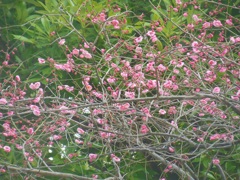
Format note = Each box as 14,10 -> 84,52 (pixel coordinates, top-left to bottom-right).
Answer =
0,0 -> 239,179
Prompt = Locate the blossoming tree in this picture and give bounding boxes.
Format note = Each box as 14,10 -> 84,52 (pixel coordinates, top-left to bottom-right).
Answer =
0,0 -> 239,179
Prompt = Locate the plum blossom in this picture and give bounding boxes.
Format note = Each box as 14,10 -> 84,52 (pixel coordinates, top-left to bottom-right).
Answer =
125,91 -> 135,99
169,147 -> 175,153
30,105 -> 41,116
225,19 -> 233,26
111,154 -> 121,162
210,134 -> 221,141
147,80 -> 157,89
0,98 -> 7,105
134,36 -> 143,44
159,109 -> 166,115
58,39 -> 65,45
119,103 -> 130,111
3,146 -> 11,153
27,128 -> 34,135
141,107 -> 152,117
80,49 -> 92,59
158,64 -> 167,72
135,47 -> 142,54
38,58 -> 45,64
176,0 -> 182,4
111,20 -> 120,29
107,77 -> 116,84
72,48 -> 79,55
15,75 -> 21,82
212,158 -> 220,165
192,14 -> 200,22
89,153 -> 98,162
212,87 -> 220,94
213,20 -> 222,27
29,82 -> 41,90
202,22 -> 211,29
77,128 -> 85,134
140,124 -> 149,134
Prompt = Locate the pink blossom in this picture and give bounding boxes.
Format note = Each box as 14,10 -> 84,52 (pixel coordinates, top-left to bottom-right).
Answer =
168,106 -> 177,114
3,146 -> 11,153
72,48 -> 79,55
173,8 -> 178,12
15,75 -> 21,82
212,87 -> 220,94
119,103 -> 130,111
7,111 -> 14,116
98,12 -> 106,22
111,154 -> 121,162
141,107 -> 152,117
84,42 -> 90,48
77,128 -> 85,134
210,134 -> 221,141
176,0 -> 182,4
30,105 -> 41,116
163,80 -> 173,89
28,156 -> 34,162
125,91 -> 135,99
213,20 -> 222,27
29,82 -> 41,90
169,147 -> 175,153
151,35 -> 158,42
92,174 -> 98,179
53,135 -> 62,140
140,124 -> 149,134
158,64 -> 167,72
187,24 -> 194,30
147,80 -> 157,89
156,27 -> 163,32
0,98 -> 7,105
121,72 -> 128,78
58,39 -> 65,45
107,77 -> 116,84
183,12 -> 188,17
99,131 -> 110,139
204,70 -> 216,82
146,30 -> 155,37
89,153 -> 98,162
97,118 -> 107,125
159,109 -> 166,115
230,37 -> 235,44
208,60 -> 217,66
134,36 -> 143,43
80,49 -> 92,59
202,22 -> 211,29
111,20 -> 120,29
212,158 -> 220,165
105,54 -> 112,61
225,19 -> 233,26
135,47 -> 142,54
38,58 -> 45,64
75,139 -> 84,144
192,14 -> 199,22
171,121 -> 178,128
27,128 -> 34,135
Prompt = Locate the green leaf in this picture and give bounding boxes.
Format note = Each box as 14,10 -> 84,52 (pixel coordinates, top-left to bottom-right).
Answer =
41,16 -> 51,33
206,173 -> 216,180
156,40 -> 163,50
12,35 -> 35,44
